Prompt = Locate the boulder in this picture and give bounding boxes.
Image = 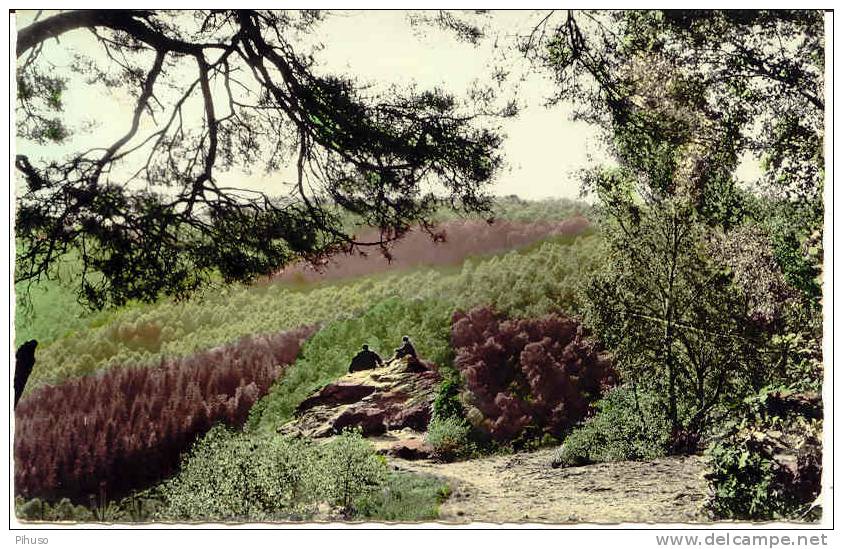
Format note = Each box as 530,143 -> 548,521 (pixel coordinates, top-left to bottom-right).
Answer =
332,406 -> 388,436
278,356 -> 441,439
384,438 -> 434,460
388,402 -> 432,432
296,383 -> 376,414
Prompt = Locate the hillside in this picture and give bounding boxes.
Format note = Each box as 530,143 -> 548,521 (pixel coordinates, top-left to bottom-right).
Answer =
14,195 -> 821,525
14,199 -> 611,521
21,203 -> 599,391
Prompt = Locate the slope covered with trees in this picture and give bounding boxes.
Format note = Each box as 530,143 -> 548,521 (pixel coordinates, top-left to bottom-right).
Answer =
22,218 -> 600,391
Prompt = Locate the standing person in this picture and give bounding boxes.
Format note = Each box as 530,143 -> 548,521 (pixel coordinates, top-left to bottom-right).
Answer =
349,344 -> 384,373
393,336 -> 417,360
14,339 -> 38,409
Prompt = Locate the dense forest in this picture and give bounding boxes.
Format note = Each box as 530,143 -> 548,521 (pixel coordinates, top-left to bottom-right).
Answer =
13,10 -> 825,524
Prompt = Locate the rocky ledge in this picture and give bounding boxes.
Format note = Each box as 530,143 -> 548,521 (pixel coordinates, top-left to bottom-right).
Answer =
277,356 -> 441,446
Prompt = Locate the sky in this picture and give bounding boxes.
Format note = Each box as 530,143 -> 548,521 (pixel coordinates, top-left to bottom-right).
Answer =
14,10 -> 608,201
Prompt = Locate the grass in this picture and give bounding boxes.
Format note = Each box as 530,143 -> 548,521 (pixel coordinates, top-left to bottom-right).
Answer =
353,471 -> 451,522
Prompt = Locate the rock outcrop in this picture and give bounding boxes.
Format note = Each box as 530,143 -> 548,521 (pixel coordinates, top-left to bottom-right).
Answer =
278,356 -> 441,440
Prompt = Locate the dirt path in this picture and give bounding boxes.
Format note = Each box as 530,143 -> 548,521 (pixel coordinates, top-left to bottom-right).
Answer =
390,448 -> 710,524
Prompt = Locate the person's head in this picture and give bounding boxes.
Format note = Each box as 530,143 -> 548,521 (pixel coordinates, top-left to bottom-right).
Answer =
362,344 -> 369,351
402,336 -> 409,342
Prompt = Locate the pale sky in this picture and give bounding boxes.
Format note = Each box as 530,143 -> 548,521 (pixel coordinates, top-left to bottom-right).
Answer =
15,10 -> 608,201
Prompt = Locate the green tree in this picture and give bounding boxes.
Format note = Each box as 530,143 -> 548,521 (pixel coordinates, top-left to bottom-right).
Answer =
582,178 -> 770,437
523,10 -> 823,206
15,10 -> 504,308
521,10 -> 825,438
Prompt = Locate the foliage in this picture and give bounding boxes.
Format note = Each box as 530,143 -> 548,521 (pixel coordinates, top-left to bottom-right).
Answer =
432,368 -> 467,421
156,426 -> 322,521
16,486 -> 166,523
527,10 -> 823,205
16,496 -> 94,522
582,190 -> 789,438
319,429 -> 388,513
16,10 -> 504,308
706,387 -> 823,521
14,199 -> 589,357
27,231 -> 600,390
708,224 -> 799,327
551,385 -> 671,468
426,361 -> 482,461
14,248 -> 115,348
529,14 -> 825,424
20,429 -> 439,523
483,196 -> 592,223
451,306 -> 615,444
426,415 -> 476,461
527,11 -> 824,442
249,298 -> 453,433
156,427 -> 387,521
760,198 -> 823,303
353,471 -> 450,522
14,326 -> 314,501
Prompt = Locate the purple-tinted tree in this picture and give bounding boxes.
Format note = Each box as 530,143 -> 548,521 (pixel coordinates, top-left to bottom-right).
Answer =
14,325 -> 315,501
452,306 -> 615,442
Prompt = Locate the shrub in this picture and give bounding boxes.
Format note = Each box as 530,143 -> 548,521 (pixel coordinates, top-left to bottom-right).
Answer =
426,415 -> 475,461
353,471 -> 450,522
319,429 -> 388,513
706,387 -> 822,521
451,306 -> 615,444
14,326 -> 315,501
432,368 -> 465,421
551,385 -> 671,468
15,488 -> 166,523
156,428 -> 388,522
15,496 -> 94,522
155,426 -> 322,521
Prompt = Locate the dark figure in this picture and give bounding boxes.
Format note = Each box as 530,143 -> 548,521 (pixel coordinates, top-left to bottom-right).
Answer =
393,335 -> 417,360
349,344 -> 383,373
14,339 -> 38,409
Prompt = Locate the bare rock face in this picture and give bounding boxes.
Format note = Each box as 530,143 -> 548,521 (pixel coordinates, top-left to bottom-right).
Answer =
278,357 -> 441,439
297,383 -> 377,411
383,437 -> 435,460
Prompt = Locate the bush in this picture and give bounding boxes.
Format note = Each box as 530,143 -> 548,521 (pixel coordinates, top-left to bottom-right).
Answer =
432,368 -> 465,421
319,429 -> 388,513
14,326 -> 315,501
156,428 -> 388,522
426,415 -> 475,461
452,306 -> 615,444
551,385 -> 671,468
15,490 -> 164,523
15,496 -> 94,522
156,426 -> 322,521
353,471 -> 450,522
706,387 -> 822,521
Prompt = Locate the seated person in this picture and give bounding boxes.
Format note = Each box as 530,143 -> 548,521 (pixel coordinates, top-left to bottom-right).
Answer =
393,335 -> 417,360
349,344 -> 384,373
